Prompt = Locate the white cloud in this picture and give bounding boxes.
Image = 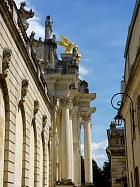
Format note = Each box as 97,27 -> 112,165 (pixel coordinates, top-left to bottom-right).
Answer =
79,65 -> 89,79
28,17 -> 45,39
81,140 -> 108,168
109,39 -> 125,48
92,140 -> 108,151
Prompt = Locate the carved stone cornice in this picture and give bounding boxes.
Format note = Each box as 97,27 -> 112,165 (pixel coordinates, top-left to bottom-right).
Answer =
34,100 -> 39,116
2,48 -> 12,77
21,79 -> 29,102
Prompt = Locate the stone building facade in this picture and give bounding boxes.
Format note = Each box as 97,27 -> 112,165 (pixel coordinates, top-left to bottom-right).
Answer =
119,0 -> 140,186
106,122 -> 127,187
0,0 -> 96,187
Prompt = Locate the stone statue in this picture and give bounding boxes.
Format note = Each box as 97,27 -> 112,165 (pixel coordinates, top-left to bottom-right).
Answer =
57,35 -> 75,54
72,46 -> 81,63
19,1 -> 34,30
2,48 -> 12,77
30,31 -> 35,41
45,16 -> 53,39
20,1 -> 26,9
110,121 -> 119,145
52,34 -> 56,42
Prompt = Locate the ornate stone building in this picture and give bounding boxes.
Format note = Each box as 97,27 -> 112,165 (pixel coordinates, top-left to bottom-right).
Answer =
117,0 -> 140,186
106,122 -> 127,187
0,0 -> 96,187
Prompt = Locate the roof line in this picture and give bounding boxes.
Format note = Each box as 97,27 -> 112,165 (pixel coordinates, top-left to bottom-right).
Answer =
124,0 -> 140,58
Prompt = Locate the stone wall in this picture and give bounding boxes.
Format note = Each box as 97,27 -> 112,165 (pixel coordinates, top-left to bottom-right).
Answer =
0,3 -> 51,187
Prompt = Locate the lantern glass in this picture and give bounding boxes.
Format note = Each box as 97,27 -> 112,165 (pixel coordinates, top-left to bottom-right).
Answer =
114,112 -> 123,126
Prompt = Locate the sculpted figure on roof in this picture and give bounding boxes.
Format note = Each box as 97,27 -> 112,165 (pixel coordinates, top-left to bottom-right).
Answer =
57,35 -> 75,54
45,16 -> 53,39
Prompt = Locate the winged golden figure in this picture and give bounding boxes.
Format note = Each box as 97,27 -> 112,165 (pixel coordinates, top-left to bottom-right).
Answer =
57,35 -> 75,54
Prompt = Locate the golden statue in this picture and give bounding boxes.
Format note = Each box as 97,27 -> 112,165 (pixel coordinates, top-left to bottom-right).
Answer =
57,35 -> 75,54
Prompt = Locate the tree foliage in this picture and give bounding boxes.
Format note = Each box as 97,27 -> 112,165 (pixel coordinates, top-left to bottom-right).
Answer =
93,159 -> 111,187
81,156 -> 111,187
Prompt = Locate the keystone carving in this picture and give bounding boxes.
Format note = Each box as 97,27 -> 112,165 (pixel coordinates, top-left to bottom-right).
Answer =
2,48 -> 12,77
34,100 -> 39,116
21,79 -> 29,102
43,115 -> 47,128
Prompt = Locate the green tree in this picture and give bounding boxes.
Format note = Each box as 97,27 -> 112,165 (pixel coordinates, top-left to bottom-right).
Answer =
81,157 -> 111,187
93,159 -> 111,187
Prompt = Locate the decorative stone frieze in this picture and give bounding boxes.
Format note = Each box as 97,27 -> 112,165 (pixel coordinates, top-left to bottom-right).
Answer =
34,100 -> 39,116
2,48 -> 12,77
21,79 -> 29,102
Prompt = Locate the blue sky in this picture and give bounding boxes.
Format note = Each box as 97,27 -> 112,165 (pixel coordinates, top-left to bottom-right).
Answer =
15,0 -> 136,167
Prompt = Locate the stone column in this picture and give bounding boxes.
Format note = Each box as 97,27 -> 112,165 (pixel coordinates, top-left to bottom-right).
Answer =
73,106 -> 81,185
84,119 -> 93,184
69,110 -> 74,182
61,99 -> 72,181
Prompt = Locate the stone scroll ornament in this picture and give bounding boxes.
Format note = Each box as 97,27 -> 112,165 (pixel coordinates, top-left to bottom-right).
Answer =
2,48 -> 12,77
21,79 -> 29,102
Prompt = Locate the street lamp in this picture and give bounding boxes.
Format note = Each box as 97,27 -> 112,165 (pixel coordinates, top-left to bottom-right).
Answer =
111,92 -> 135,129
111,92 -> 136,186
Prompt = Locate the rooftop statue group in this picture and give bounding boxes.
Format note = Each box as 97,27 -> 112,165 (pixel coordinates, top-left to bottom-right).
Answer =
45,16 -> 81,63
